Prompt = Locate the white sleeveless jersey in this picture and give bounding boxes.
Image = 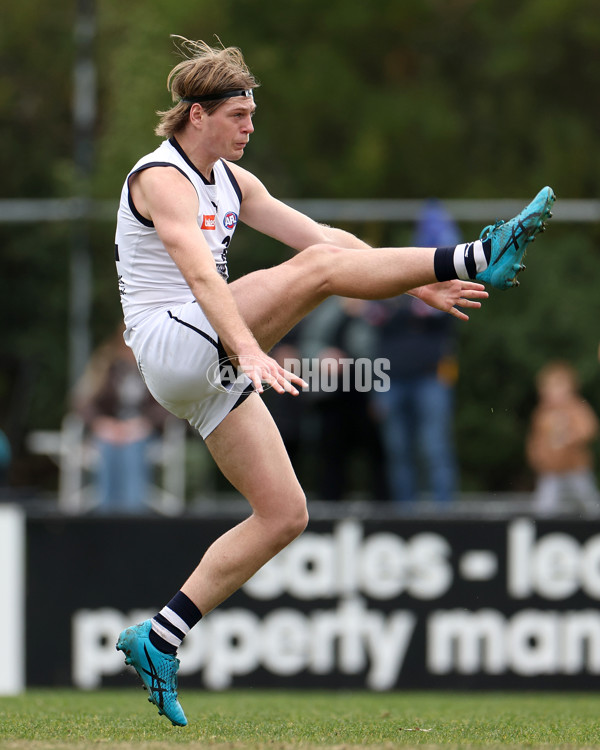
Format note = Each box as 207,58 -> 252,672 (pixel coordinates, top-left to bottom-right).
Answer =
115,136 -> 242,330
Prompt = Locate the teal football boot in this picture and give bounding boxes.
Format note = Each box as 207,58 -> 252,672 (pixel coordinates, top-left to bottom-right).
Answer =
477,186 -> 556,290
116,620 -> 187,727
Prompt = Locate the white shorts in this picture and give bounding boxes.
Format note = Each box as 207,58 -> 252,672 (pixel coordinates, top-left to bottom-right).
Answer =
127,301 -> 254,439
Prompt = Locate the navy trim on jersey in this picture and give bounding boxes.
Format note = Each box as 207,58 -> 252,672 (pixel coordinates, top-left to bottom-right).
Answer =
220,160 -> 243,204
127,162 -> 194,228
169,136 -> 214,185
127,187 -> 153,228
167,310 -> 218,348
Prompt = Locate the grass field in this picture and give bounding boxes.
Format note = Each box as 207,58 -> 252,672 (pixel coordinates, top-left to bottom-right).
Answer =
1,689 -> 600,749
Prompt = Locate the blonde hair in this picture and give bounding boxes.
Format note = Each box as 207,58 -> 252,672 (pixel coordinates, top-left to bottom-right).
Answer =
155,36 -> 259,138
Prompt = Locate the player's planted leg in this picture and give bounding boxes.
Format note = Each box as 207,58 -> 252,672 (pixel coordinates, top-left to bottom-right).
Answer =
116,620 -> 187,727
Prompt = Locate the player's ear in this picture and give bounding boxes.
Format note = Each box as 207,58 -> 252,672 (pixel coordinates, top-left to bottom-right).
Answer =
189,103 -> 205,127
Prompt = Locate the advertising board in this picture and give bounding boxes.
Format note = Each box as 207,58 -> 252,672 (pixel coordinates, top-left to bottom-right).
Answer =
24,515 -> 600,690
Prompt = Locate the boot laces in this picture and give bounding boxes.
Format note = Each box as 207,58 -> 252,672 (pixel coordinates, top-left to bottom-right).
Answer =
479,219 -> 505,240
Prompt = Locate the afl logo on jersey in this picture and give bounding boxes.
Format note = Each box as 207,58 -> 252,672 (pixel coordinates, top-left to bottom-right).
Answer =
223,212 -> 238,230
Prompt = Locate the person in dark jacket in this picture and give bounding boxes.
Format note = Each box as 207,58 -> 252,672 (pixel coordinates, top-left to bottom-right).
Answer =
370,201 -> 461,504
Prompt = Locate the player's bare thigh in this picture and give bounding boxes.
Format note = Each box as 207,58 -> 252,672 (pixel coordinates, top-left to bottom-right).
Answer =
228,246 -> 330,352
205,391 -> 307,525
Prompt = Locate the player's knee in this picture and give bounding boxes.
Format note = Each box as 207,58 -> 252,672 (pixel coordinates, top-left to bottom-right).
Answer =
274,491 -> 309,547
302,242 -> 343,265
295,243 -> 341,296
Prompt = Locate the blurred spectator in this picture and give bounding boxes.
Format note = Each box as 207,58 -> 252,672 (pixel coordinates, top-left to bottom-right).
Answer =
300,297 -> 388,501
72,324 -> 169,513
526,360 -> 600,515
369,200 -> 461,504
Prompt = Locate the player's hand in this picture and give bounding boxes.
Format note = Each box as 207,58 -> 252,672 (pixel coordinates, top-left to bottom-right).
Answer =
411,280 -> 488,321
237,351 -> 308,396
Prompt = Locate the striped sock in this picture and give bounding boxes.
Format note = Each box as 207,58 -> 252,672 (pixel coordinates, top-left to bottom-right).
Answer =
149,591 -> 202,655
434,239 -> 491,281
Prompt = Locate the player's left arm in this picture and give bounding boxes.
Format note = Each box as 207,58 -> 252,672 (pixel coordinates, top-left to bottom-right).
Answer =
409,280 -> 488,321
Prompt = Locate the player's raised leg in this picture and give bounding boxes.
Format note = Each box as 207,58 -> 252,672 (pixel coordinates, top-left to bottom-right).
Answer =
232,186 -> 555,352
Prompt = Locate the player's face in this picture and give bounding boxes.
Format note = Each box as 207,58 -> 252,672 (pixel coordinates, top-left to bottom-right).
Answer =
203,98 -> 256,161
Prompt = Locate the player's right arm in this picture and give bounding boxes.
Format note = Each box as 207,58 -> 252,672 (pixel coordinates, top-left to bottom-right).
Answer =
129,166 -> 304,395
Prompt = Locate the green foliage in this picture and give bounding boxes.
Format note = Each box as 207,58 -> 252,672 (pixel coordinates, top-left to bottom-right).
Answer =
0,2 -> 74,198
455,224 -> 600,491
93,0 -> 600,200
2,0 -> 600,493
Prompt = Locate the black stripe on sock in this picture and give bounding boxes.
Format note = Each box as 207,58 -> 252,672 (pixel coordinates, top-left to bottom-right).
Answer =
482,238 -> 492,264
169,591 -> 203,628
149,627 -> 177,655
154,612 -> 185,642
434,246 -> 459,282
464,243 -> 477,279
